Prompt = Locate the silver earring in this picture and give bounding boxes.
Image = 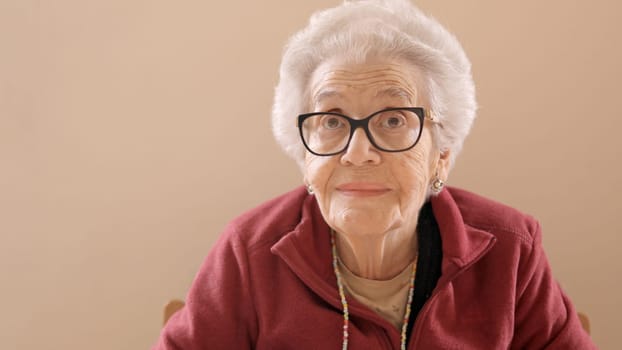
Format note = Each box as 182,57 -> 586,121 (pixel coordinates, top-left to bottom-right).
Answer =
432,178 -> 445,192
431,170 -> 445,193
306,184 -> 314,195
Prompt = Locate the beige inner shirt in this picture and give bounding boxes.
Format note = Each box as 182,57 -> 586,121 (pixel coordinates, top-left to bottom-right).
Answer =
337,258 -> 416,330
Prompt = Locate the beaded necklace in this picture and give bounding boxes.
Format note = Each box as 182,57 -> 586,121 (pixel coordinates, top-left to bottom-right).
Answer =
330,230 -> 417,350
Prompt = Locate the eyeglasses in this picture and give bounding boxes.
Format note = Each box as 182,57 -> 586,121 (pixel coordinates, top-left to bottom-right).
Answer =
297,107 -> 431,156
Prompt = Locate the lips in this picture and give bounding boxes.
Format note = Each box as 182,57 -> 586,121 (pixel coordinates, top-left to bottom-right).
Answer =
336,182 -> 391,197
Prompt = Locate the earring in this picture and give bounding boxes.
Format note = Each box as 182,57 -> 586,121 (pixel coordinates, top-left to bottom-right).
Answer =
432,178 -> 445,192
431,170 -> 445,193
306,184 -> 314,195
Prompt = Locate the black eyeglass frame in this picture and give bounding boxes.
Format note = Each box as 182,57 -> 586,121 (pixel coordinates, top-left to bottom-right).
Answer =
297,107 -> 430,156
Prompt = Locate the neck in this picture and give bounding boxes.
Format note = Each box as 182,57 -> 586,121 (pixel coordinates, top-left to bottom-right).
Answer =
334,228 -> 418,280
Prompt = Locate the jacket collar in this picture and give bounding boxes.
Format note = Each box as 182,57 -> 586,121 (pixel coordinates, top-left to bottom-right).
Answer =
430,188 -> 497,284
270,194 -> 340,307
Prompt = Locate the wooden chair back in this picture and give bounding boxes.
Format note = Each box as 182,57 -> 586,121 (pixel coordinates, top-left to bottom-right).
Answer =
163,299 -> 185,325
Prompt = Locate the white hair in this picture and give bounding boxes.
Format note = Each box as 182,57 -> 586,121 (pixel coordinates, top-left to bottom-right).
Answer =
271,0 -> 477,170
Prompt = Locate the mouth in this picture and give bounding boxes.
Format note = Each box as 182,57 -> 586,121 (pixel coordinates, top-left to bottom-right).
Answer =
336,182 -> 391,197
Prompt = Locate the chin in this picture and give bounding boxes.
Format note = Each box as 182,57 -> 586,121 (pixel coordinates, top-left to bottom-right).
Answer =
330,206 -> 402,236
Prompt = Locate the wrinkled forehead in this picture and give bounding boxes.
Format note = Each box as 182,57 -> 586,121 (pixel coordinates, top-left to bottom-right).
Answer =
308,60 -> 423,109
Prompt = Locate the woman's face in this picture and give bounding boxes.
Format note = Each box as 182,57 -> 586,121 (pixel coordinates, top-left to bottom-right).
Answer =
303,58 -> 450,237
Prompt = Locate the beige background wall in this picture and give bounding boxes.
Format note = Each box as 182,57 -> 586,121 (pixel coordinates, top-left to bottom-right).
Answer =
1,0 -> 620,349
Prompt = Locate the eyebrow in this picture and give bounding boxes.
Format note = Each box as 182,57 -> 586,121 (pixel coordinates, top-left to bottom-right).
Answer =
311,85 -> 416,112
313,86 -> 414,104
312,89 -> 341,107
374,86 -> 414,103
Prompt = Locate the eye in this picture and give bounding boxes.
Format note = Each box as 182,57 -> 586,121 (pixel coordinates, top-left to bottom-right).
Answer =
321,115 -> 345,129
380,113 -> 406,128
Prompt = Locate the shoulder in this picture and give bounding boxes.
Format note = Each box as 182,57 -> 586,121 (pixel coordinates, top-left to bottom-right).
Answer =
445,186 -> 540,245
221,186 -> 310,250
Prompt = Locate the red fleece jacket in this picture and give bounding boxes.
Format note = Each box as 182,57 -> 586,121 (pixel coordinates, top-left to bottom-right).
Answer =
153,186 -> 596,349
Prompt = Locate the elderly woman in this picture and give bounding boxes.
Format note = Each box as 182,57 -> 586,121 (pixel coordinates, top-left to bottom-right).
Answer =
154,0 -> 595,349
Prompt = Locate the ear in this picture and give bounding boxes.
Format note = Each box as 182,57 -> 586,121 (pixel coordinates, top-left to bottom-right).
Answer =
302,160 -> 314,189
436,148 -> 451,181
302,156 -> 311,186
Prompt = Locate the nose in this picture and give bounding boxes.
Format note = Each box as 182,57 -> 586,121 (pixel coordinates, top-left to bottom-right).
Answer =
340,128 -> 381,166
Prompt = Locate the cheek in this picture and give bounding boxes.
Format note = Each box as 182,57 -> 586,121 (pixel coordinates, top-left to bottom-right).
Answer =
397,129 -> 438,191
303,155 -> 334,191
398,149 -> 432,189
